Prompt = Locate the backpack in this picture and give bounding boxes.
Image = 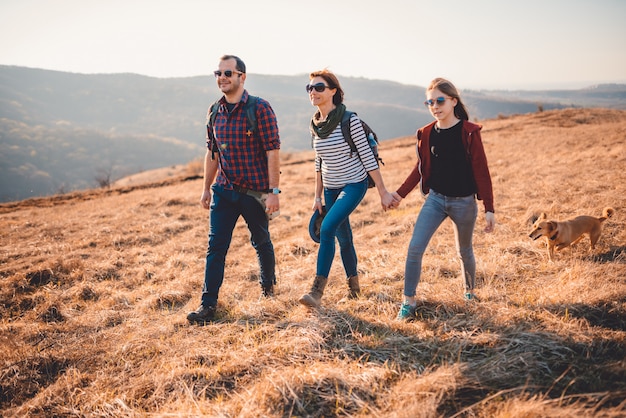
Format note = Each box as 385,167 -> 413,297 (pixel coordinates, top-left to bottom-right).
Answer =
340,111 -> 384,188
207,95 -> 258,159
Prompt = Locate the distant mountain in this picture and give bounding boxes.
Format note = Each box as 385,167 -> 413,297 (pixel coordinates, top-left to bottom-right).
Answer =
472,84 -> 626,110
1,65 -> 624,202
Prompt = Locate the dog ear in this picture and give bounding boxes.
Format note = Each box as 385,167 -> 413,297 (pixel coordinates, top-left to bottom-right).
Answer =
539,212 -> 547,220
547,221 -> 557,231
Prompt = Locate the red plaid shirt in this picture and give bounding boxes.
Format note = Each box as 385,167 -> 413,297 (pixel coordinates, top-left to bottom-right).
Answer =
206,90 -> 280,191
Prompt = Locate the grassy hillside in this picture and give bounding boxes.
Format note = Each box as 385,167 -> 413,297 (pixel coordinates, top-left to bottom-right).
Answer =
1,108 -> 625,417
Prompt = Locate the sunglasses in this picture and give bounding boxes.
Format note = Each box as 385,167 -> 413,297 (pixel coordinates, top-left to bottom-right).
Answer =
305,83 -> 333,93
214,70 -> 243,78
424,96 -> 449,107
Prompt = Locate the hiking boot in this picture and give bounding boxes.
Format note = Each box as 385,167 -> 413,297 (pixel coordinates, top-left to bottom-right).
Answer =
187,304 -> 216,324
396,302 -> 417,321
347,275 -> 360,299
299,275 -> 328,308
261,284 -> 274,298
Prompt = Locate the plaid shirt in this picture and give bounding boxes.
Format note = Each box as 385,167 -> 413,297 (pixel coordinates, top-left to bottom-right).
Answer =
206,90 -> 280,191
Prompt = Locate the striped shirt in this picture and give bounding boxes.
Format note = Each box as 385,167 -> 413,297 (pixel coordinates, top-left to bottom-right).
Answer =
206,90 -> 280,191
314,113 -> 379,189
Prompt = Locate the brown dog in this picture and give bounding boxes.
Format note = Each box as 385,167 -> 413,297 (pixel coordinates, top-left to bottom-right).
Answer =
529,207 -> 615,261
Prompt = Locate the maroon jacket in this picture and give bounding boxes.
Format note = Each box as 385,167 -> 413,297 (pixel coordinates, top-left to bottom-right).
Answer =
396,120 -> 494,213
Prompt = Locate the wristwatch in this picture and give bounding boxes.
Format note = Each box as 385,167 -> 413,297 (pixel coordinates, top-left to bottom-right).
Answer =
271,187 -> 281,195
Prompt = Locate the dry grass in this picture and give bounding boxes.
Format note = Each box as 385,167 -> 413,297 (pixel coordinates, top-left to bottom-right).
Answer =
1,108 -> 625,417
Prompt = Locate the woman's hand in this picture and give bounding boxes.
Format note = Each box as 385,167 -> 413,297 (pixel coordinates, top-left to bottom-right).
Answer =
380,191 -> 395,211
312,197 -> 323,213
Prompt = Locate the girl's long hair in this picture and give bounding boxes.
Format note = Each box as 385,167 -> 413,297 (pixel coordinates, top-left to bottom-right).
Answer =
428,78 -> 469,120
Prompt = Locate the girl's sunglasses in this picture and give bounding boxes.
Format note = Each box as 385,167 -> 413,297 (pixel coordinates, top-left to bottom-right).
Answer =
214,70 -> 243,78
424,97 -> 449,107
305,83 -> 333,93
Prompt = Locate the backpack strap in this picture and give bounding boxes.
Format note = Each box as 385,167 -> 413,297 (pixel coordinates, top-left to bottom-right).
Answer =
340,110 -> 358,156
245,95 -> 258,136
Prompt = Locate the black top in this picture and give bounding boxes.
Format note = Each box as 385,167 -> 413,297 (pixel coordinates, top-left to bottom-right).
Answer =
426,122 -> 476,197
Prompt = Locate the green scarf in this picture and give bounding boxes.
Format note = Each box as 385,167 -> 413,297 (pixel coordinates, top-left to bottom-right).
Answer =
310,104 -> 346,139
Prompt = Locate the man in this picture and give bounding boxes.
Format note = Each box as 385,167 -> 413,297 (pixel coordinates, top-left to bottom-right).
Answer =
187,55 -> 281,324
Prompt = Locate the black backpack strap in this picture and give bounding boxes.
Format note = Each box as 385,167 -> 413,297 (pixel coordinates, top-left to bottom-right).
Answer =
245,95 -> 258,135
340,110 -> 357,156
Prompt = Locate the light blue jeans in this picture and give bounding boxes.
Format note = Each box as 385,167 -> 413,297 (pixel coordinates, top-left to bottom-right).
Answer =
404,190 -> 478,297
317,179 -> 368,278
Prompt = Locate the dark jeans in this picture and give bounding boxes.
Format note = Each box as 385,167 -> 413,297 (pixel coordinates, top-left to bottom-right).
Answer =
201,184 -> 275,307
317,179 -> 368,278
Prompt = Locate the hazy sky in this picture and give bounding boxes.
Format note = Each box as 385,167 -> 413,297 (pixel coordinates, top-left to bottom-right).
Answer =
1,0 -> 624,90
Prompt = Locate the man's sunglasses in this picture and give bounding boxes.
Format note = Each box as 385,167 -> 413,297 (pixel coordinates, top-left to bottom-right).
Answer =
424,97 -> 449,107
214,70 -> 243,78
305,83 -> 333,93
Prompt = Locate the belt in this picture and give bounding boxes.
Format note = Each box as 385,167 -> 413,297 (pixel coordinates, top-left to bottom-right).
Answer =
232,184 -> 254,194
231,184 -> 267,198
431,189 -> 475,199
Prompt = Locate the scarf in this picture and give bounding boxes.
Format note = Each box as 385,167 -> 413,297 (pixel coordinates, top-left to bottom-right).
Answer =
310,104 -> 346,139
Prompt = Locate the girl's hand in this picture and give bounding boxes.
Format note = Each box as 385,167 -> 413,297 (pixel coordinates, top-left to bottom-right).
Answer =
389,192 -> 403,209
485,212 -> 496,233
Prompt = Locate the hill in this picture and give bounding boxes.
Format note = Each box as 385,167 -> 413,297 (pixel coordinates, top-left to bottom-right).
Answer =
3,65 -> 626,202
1,108 -> 625,416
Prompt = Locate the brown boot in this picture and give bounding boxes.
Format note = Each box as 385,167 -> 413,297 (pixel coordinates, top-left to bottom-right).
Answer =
347,275 -> 360,299
299,275 -> 328,308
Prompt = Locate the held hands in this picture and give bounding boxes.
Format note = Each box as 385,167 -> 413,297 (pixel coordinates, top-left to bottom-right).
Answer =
484,211 -> 496,233
380,191 -> 403,211
380,191 -> 394,212
389,192 -> 403,209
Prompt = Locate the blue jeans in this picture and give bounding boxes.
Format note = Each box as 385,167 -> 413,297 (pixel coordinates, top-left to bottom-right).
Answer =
404,190 -> 478,297
201,184 -> 275,307
317,179 -> 368,278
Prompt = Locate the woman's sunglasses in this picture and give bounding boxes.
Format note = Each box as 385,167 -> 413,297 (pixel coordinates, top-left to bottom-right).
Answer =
305,83 -> 333,93
214,70 -> 243,78
424,97 -> 449,107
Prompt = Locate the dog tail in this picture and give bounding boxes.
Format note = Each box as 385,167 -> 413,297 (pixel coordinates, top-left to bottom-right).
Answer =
600,207 -> 615,221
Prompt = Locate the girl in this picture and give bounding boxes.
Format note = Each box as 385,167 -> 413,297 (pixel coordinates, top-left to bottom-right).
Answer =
391,78 -> 496,320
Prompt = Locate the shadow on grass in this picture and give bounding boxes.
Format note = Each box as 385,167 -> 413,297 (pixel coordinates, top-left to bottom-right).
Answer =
542,297 -> 626,331
587,245 -> 626,263
301,298 -> 626,416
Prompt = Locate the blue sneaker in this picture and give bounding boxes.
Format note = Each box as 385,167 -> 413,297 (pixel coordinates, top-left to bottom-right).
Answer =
464,292 -> 479,301
396,302 -> 417,321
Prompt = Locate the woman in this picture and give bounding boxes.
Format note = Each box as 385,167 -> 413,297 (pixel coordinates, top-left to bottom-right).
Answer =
299,69 -> 395,308
391,78 -> 496,320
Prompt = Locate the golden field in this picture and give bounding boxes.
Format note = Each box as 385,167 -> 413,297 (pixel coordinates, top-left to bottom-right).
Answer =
1,108 -> 625,417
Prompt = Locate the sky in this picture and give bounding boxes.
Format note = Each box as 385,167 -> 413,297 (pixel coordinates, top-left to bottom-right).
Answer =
1,0 -> 625,90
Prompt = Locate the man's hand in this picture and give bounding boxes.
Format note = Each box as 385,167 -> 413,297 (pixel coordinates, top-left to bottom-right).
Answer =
200,190 -> 212,210
264,193 -> 279,215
